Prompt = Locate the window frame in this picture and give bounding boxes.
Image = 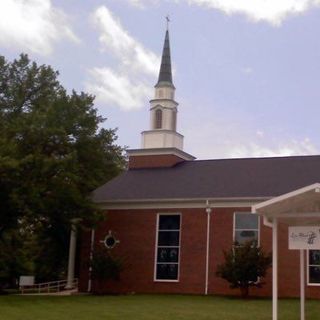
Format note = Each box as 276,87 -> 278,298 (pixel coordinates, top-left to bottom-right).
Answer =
233,212 -> 260,246
155,109 -> 163,129
154,213 -> 181,282
307,250 -> 320,286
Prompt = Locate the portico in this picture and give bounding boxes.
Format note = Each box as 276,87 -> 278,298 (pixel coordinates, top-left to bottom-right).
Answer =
253,183 -> 320,320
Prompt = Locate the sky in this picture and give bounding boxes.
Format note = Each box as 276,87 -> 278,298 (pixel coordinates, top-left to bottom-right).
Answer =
1,0 -> 320,160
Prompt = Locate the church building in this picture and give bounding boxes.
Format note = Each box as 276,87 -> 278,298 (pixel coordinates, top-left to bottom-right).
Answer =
79,28 -> 320,298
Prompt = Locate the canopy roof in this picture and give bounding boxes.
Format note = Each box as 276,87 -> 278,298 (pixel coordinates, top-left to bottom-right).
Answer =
252,183 -> 320,226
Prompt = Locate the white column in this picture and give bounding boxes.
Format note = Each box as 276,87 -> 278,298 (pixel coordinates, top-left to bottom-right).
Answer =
272,218 -> 278,320
300,249 -> 305,320
205,202 -> 212,295
87,229 -> 95,292
66,224 -> 77,289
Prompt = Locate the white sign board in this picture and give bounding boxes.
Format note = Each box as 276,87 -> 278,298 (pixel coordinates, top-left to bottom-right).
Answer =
19,276 -> 35,286
288,226 -> 320,250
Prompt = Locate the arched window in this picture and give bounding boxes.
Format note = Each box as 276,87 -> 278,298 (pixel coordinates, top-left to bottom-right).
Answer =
155,109 -> 162,129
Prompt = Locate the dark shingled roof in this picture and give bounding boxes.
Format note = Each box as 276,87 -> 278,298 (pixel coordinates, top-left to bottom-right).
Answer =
156,30 -> 173,86
93,155 -> 320,202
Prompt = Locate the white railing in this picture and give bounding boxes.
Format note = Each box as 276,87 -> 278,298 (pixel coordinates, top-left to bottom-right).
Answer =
20,278 -> 78,294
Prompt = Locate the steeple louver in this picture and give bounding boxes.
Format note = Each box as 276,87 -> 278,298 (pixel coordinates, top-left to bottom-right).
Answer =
156,30 -> 174,87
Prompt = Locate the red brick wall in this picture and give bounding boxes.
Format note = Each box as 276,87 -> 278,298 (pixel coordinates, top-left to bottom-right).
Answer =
79,207 -> 320,298
128,154 -> 185,169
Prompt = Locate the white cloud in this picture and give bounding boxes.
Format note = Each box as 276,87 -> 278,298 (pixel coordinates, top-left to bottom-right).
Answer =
187,0 -> 320,25
194,134 -> 318,159
126,0 -> 320,26
0,0 -> 79,55
126,0 -> 160,8
228,138 -> 318,158
85,68 -> 152,111
92,6 -> 159,76
242,67 -> 253,75
256,130 -> 264,137
86,6 -> 160,110
184,114 -> 318,159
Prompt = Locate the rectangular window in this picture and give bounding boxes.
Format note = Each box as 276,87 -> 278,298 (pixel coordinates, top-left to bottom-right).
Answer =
233,212 -> 259,245
308,250 -> 320,285
155,214 -> 180,281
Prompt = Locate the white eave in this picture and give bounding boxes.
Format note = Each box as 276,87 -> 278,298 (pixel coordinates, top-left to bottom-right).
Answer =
252,183 -> 320,227
96,196 -> 271,210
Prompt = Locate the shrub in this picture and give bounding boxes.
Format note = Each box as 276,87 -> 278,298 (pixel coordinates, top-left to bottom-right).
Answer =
216,241 -> 272,298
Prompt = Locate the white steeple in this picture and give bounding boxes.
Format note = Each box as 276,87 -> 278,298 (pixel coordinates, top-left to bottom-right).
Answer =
141,28 -> 184,150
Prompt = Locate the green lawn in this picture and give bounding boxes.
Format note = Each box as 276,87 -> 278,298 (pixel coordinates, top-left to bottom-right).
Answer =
0,294 -> 319,320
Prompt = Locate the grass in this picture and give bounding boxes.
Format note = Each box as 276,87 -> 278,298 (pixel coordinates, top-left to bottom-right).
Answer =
0,294 -> 319,320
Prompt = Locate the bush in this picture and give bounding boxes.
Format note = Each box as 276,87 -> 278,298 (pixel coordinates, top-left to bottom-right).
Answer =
91,247 -> 123,282
216,241 -> 272,298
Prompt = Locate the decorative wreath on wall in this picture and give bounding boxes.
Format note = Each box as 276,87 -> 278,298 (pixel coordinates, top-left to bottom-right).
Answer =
100,230 -> 120,249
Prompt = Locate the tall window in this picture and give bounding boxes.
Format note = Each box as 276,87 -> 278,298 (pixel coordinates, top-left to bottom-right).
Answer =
233,212 -> 259,245
155,214 -> 181,281
155,109 -> 162,129
308,250 -> 320,285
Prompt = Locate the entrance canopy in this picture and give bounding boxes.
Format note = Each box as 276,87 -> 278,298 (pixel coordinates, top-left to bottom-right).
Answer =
252,182 -> 320,320
253,183 -> 320,226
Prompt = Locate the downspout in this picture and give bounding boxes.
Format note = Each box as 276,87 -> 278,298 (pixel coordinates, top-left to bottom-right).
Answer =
87,229 -> 95,293
205,200 -> 212,295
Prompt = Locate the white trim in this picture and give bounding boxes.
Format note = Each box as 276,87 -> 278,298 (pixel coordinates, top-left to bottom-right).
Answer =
127,147 -> 194,160
97,197 -> 268,210
300,249 -> 305,320
272,218 -> 278,320
307,249 -> 320,286
252,183 -> 320,214
205,202 -> 211,295
154,212 -> 181,282
233,212 -> 260,246
153,214 -> 160,282
150,104 -> 179,110
87,229 -> 95,293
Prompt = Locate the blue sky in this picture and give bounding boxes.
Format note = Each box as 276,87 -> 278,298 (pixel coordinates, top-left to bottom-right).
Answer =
1,0 -> 320,159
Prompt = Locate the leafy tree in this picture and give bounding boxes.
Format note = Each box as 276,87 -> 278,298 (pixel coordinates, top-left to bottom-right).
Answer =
216,241 -> 272,298
0,54 -> 126,286
0,228 -> 35,291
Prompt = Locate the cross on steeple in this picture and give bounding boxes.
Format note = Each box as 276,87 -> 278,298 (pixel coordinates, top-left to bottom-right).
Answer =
156,21 -> 173,86
166,15 -> 170,30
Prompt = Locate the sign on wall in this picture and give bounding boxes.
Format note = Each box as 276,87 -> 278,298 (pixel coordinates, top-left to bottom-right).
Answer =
288,226 -> 320,250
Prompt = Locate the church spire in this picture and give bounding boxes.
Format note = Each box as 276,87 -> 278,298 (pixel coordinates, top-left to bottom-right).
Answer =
140,21 -> 185,152
127,19 -> 195,167
156,27 -> 174,87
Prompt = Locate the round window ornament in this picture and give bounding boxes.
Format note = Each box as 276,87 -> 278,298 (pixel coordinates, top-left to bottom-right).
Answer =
100,231 -> 120,249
